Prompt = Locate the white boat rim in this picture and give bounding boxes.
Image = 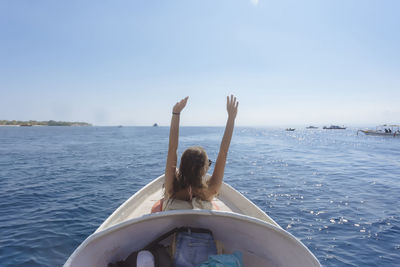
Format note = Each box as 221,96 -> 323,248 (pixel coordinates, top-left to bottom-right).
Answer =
65,210 -> 320,266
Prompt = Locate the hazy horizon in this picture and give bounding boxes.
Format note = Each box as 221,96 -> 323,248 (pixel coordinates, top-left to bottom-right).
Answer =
0,120 -> 392,128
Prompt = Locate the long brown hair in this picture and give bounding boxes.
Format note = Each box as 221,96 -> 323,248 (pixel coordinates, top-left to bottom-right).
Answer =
172,146 -> 208,197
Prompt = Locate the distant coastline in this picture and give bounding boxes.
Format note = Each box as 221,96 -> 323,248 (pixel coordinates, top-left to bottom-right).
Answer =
0,120 -> 92,126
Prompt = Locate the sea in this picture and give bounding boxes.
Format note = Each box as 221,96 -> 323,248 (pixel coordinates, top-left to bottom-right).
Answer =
0,126 -> 399,266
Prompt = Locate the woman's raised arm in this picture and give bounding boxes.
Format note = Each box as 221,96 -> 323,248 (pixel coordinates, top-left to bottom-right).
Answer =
206,95 -> 238,200
164,96 -> 189,198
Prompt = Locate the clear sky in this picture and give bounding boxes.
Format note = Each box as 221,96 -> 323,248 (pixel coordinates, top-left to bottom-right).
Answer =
1,0 -> 399,126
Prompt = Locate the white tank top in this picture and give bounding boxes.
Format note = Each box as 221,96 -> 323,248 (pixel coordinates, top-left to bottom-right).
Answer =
162,197 -> 213,211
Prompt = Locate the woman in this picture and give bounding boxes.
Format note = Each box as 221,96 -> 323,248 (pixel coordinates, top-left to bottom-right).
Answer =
160,95 -> 238,211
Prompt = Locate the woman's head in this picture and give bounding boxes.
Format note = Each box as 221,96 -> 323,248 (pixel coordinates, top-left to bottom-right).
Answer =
173,146 -> 209,194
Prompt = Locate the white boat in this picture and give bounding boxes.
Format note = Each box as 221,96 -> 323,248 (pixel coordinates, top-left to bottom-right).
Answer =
358,125 -> 400,137
65,175 -> 321,267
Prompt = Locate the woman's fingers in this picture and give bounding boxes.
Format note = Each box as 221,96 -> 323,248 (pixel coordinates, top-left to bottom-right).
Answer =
227,95 -> 237,107
226,94 -> 238,119
173,96 -> 189,113
228,95 -> 237,104
180,96 -> 188,109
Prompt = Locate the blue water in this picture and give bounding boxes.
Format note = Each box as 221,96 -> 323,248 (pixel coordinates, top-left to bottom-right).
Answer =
0,126 -> 399,266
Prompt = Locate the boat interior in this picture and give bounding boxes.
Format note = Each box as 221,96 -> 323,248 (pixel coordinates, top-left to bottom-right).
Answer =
96,175 -> 279,232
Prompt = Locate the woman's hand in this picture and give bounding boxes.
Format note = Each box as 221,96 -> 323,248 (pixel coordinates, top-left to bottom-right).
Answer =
227,95 -> 238,119
173,96 -> 189,114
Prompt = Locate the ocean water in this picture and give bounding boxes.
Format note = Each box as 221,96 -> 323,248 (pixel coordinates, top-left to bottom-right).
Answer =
0,126 -> 399,266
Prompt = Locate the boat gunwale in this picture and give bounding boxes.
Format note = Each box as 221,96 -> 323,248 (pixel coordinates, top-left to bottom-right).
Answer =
218,181 -> 280,227
96,175 -> 164,232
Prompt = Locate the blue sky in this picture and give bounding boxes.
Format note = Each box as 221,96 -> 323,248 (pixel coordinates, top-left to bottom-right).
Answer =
1,0 -> 399,126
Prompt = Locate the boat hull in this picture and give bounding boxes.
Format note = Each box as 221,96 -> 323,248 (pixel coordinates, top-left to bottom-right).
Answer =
65,211 -> 320,267
360,130 -> 399,137
323,126 -> 346,130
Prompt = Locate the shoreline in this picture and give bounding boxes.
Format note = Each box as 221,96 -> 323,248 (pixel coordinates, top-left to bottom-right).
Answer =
0,120 -> 92,127
0,125 -> 91,127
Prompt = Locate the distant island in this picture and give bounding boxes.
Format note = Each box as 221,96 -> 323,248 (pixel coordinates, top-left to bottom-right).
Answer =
0,120 -> 92,126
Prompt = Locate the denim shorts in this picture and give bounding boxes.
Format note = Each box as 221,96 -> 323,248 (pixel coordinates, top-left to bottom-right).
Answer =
174,231 -> 217,267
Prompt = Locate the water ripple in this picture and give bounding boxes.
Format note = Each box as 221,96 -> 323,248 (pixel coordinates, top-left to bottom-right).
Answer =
0,127 -> 399,266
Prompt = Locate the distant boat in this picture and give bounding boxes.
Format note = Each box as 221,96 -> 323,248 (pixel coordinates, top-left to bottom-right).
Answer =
358,125 -> 400,137
153,123 -> 158,127
20,124 -> 32,127
285,128 -> 295,131
117,125 -> 123,128
323,125 -> 346,130
306,126 -> 318,129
